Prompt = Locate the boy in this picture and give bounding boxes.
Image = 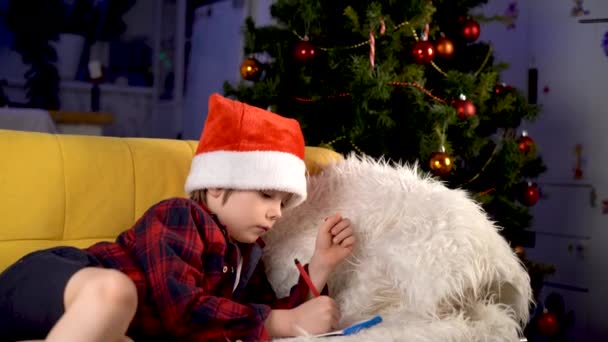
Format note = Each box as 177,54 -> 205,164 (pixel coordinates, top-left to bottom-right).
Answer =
0,94 -> 355,342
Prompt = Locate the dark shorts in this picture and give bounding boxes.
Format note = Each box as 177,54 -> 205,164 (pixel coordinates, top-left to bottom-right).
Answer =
0,246 -> 102,341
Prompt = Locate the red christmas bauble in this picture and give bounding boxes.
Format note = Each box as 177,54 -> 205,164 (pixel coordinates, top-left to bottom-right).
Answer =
520,182 -> 540,206
411,40 -> 435,64
518,135 -> 535,153
435,37 -> 455,59
454,99 -> 476,119
494,83 -> 514,94
537,312 -> 559,336
294,40 -> 317,63
461,19 -> 481,42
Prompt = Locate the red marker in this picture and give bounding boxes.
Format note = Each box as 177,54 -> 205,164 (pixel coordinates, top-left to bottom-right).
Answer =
294,258 -> 320,297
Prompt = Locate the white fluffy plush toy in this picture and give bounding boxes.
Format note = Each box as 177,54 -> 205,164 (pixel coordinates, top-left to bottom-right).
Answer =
263,155 -> 532,342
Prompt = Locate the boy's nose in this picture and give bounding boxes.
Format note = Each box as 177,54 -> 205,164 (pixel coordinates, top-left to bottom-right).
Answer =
267,203 -> 282,220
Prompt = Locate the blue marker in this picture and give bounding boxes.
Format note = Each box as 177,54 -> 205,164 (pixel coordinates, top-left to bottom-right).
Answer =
314,315 -> 383,337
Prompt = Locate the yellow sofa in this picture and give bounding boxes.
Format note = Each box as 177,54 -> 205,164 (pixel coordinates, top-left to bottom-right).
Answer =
0,129 -> 340,271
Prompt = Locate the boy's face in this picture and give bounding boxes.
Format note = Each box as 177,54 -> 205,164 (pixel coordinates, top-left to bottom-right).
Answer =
207,189 -> 291,243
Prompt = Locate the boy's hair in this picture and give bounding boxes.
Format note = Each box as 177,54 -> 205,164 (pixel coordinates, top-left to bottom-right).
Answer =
190,189 -> 293,209
190,189 -> 233,205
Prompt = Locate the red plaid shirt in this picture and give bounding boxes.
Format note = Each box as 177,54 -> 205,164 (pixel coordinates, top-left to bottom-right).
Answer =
86,198 -> 312,342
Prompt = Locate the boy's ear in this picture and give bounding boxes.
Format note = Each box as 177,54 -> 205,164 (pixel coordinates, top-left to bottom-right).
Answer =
207,188 -> 223,198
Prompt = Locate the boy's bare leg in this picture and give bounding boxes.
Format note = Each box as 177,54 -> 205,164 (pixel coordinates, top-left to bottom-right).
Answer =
45,268 -> 137,342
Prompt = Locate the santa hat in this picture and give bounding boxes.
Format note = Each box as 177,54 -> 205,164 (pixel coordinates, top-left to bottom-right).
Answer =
185,93 -> 307,208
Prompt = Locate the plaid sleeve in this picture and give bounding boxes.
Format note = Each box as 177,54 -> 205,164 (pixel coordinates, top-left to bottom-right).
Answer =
245,260 -> 328,310
134,199 -> 272,341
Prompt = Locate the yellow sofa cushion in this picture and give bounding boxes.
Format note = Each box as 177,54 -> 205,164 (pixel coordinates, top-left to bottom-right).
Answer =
0,129 -> 342,271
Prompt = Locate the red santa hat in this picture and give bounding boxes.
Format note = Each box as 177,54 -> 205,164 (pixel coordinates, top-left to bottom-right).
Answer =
185,93 -> 307,208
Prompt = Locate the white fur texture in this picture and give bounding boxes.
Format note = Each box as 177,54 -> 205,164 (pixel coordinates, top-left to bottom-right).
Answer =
263,155 -> 532,342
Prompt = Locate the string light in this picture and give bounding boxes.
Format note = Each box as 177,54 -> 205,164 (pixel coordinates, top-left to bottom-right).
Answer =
294,19 -> 491,80
458,144 -> 499,187
289,18 -> 497,174
293,97 -> 315,103
474,45 -> 493,76
388,81 -> 446,104
292,31 -> 367,51
293,93 -> 350,102
293,81 -> 446,103
291,17 -> 495,100
293,19 -> 413,52
477,188 -> 496,196
324,135 -> 364,155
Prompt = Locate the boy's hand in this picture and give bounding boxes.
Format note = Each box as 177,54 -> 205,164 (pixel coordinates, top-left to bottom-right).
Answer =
309,213 -> 355,288
289,296 -> 340,335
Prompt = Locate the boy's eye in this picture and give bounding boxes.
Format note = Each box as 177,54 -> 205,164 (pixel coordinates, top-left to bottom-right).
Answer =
260,191 -> 272,198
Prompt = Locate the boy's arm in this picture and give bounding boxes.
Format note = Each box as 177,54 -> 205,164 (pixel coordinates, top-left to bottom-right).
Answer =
243,259 -> 328,309
133,198 -> 273,342
244,260 -> 333,337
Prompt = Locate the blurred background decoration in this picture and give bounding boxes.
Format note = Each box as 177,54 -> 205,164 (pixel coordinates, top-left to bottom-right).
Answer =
3,0 -> 135,109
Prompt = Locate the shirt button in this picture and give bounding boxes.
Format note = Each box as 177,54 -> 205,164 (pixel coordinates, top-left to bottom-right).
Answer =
222,266 -> 228,273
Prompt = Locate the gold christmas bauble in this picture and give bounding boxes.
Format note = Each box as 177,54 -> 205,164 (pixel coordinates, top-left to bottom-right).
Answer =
429,151 -> 453,176
435,37 -> 455,59
240,57 -> 262,81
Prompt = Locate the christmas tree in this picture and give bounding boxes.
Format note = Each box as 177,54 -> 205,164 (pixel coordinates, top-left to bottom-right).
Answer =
225,1 -> 554,335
